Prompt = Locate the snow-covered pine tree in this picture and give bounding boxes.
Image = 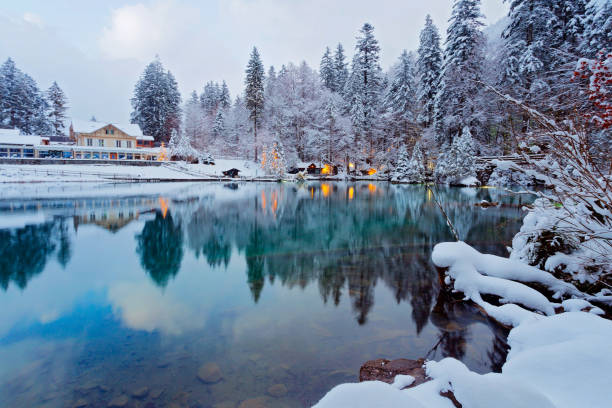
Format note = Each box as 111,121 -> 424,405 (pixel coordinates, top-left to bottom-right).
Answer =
219,81 -> 231,109
212,109 -> 225,141
0,58 -> 51,134
580,0 -> 612,58
168,128 -> 179,152
501,0 -> 558,105
131,56 -> 181,143
393,142 -> 427,183
171,129 -> 197,161
346,23 -> 383,161
46,81 -> 68,136
392,145 -> 411,181
434,126 -> 477,185
320,47 -> 335,91
433,0 -> 485,145
416,15 -> 442,127
333,43 -> 349,94
183,91 -> 204,147
262,135 -> 287,178
385,50 -> 419,143
245,47 -> 265,162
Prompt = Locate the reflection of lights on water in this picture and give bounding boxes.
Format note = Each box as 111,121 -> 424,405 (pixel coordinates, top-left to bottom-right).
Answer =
480,186 -> 495,189
158,197 -> 169,218
368,183 -> 376,193
321,183 -> 330,197
310,187 -> 314,199
427,188 -> 432,201
271,190 -> 278,213
261,191 -> 267,210
348,186 -> 354,200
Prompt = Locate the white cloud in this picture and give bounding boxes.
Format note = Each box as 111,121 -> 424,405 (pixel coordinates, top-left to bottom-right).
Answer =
99,0 -> 199,61
23,12 -> 43,27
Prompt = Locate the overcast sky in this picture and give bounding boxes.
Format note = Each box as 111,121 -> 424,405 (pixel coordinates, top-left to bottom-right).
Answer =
0,0 -> 508,124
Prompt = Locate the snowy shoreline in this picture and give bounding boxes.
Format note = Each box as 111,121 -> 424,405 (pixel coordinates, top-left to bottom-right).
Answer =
315,242 -> 612,408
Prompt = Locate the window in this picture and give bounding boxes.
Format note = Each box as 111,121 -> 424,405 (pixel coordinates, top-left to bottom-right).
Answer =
111,129 -> 114,135
118,153 -> 126,160
23,149 -> 34,158
87,138 -> 93,146
127,153 -> 133,160
98,139 -> 104,147
116,140 -> 121,148
93,152 -> 100,159
126,141 -> 132,148
105,129 -> 108,134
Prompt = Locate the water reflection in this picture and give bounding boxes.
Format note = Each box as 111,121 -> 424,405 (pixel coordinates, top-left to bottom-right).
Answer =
0,182 -> 529,407
136,211 -> 184,287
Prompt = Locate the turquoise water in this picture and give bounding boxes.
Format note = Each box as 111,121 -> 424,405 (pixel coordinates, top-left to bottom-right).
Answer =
0,182 -> 530,407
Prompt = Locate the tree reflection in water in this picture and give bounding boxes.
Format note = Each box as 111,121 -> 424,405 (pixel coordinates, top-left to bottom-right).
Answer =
0,182 -> 524,373
0,218 -> 72,291
136,211 -> 184,287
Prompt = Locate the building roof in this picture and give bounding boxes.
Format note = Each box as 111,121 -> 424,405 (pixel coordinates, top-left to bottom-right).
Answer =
0,129 -> 49,145
137,135 -> 155,141
70,119 -> 144,137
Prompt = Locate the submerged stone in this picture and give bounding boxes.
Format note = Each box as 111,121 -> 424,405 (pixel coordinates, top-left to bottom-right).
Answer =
238,396 -> 270,408
267,383 -> 288,398
198,362 -> 223,384
131,386 -> 149,399
107,394 -> 129,407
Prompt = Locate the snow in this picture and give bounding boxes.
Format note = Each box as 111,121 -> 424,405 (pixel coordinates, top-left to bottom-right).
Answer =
0,130 -> 48,146
70,119 -> 144,137
315,242 -> 612,408
391,374 -> 415,389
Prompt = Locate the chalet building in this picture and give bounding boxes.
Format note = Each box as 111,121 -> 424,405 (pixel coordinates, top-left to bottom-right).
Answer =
69,120 -> 154,149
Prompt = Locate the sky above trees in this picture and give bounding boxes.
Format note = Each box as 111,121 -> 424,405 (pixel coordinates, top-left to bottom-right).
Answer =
0,0 -> 507,123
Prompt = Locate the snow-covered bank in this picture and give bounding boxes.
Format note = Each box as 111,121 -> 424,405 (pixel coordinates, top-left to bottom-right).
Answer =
314,241 -> 612,408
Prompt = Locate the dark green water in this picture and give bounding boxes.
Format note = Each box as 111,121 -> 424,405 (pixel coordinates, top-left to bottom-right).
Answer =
0,182 -> 530,407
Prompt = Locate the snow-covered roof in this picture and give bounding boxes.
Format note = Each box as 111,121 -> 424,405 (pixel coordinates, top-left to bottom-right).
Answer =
0,129 -> 49,145
137,135 -> 154,141
70,119 -> 144,137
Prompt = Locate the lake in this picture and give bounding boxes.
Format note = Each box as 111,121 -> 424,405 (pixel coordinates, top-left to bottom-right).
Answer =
0,181 -> 531,407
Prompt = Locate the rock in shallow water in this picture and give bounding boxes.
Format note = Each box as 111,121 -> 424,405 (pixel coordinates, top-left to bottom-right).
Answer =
267,383 -> 288,398
131,386 -> 149,399
197,362 -> 223,384
359,358 -> 427,387
238,396 -> 270,408
107,394 -> 129,407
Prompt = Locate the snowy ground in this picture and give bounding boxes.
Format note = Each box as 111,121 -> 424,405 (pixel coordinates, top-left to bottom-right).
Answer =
315,241 -> 612,408
0,160 -> 267,182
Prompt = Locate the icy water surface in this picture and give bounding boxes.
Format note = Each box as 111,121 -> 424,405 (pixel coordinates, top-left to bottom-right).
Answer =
0,182 -> 531,407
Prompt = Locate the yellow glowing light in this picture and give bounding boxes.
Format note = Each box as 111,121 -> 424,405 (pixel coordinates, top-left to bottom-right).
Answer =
367,168 -> 377,175
261,191 -> 267,210
271,190 -> 278,213
321,164 -> 332,175
158,197 -> 169,218
348,186 -> 354,200
321,183 -> 330,197
157,142 -> 168,161
368,183 -> 377,193
348,162 -> 355,169
427,188 -> 432,201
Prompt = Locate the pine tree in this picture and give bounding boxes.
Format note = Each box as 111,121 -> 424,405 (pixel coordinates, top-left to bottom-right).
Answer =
320,47 -> 335,91
46,81 -> 68,136
130,56 -> 181,143
393,142 -> 427,183
245,47 -> 265,162
212,109 -> 225,140
385,50 -> 419,141
581,0 -> 612,58
0,58 -> 51,134
168,128 -> 180,152
219,81 -> 231,109
333,43 -> 349,93
433,0 -> 485,145
346,23 -> 383,160
262,135 -> 287,178
501,0 -> 557,104
183,91 -> 203,145
434,126 -> 476,184
416,15 -> 442,127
